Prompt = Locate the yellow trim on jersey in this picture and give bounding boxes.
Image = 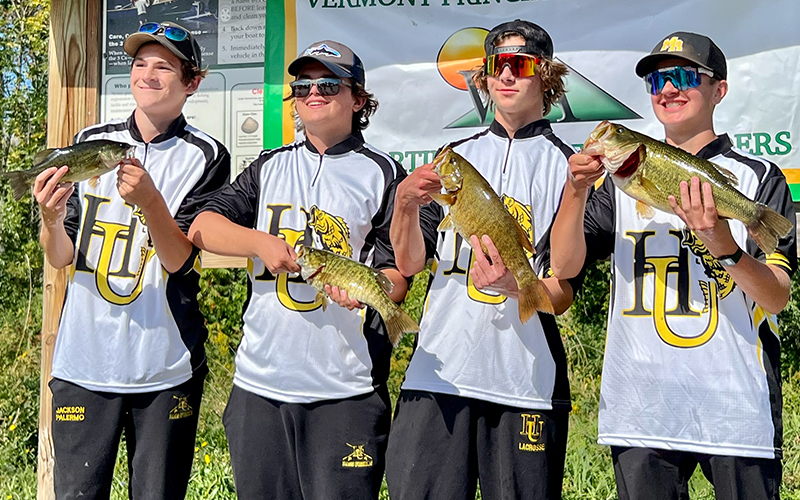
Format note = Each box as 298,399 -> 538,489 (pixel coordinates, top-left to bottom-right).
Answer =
765,252 -> 791,271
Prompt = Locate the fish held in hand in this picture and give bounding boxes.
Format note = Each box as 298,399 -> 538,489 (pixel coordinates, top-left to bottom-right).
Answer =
582,121 -> 793,255
430,146 -> 554,322
0,140 -> 133,200
295,245 -> 419,346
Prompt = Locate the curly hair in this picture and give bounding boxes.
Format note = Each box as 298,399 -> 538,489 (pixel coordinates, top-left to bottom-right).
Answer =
473,34 -> 568,116
284,80 -> 379,133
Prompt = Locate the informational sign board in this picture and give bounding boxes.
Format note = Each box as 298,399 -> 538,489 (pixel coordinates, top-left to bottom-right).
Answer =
101,0 -> 267,177
261,0 -> 800,198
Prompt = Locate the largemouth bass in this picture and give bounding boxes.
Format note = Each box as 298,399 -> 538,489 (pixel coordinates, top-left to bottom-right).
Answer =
295,245 -> 419,346
430,146 -> 554,323
582,121 -> 793,255
0,140 -> 133,200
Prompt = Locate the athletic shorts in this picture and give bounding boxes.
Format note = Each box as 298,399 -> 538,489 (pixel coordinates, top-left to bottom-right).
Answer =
386,390 -> 569,500
50,367 -> 206,500
612,446 -> 782,500
223,385 -> 392,500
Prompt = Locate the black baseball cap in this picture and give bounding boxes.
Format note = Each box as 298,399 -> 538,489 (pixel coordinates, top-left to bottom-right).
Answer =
123,22 -> 202,68
635,31 -> 727,80
288,40 -> 366,86
484,20 -> 554,59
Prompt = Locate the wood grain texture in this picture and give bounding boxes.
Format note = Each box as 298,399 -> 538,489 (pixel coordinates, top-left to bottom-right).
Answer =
38,0 -> 100,497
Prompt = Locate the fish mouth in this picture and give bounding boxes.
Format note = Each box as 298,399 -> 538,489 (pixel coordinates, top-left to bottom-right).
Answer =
431,148 -> 460,192
581,121 -> 639,174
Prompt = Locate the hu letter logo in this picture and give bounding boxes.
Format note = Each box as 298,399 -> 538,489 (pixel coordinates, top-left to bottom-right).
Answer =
74,194 -> 155,305
622,230 -> 720,348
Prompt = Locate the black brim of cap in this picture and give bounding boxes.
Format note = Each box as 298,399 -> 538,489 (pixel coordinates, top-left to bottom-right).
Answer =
123,32 -> 190,63
288,56 -> 352,80
635,52 -> 714,77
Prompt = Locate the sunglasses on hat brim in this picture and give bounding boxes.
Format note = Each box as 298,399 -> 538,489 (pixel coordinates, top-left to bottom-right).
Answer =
289,77 -> 352,98
484,53 -> 540,78
138,23 -> 199,64
644,65 -> 714,95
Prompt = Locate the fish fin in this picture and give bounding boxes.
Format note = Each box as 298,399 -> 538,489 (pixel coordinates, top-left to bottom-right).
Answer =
384,308 -> 420,347
517,278 -> 554,323
375,271 -> 394,296
747,202 -> 794,255
512,217 -> 535,254
88,176 -> 100,189
316,291 -> 328,312
437,213 -> 456,232
710,161 -> 739,187
430,192 -> 456,206
33,148 -> 58,167
635,200 -> 655,219
0,171 -> 31,200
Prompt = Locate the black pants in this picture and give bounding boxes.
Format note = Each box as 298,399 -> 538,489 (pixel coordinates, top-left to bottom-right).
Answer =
386,390 -> 569,500
50,368 -> 206,500
612,446 -> 782,500
223,385 -> 392,500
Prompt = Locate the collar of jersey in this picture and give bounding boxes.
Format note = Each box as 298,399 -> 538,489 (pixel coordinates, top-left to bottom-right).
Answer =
127,112 -> 188,144
694,134 -> 732,160
304,131 -> 365,156
489,118 -> 552,140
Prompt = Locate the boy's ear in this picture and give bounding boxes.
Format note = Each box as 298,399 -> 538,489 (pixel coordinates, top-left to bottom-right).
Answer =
713,80 -> 728,105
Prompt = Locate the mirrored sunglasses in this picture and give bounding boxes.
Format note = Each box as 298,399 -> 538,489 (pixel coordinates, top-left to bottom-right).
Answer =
644,65 -> 714,95
289,77 -> 351,98
139,22 -> 189,42
484,53 -> 539,78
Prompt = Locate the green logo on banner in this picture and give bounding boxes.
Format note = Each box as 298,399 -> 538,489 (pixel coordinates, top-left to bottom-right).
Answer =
445,60 -> 641,129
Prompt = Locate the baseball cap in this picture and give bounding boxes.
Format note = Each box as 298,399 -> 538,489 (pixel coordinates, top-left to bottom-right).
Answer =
635,31 -> 727,80
484,20 -> 554,59
123,22 -> 202,68
288,40 -> 366,86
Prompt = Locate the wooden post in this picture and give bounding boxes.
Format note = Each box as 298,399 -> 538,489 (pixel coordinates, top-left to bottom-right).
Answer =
38,0 -> 100,497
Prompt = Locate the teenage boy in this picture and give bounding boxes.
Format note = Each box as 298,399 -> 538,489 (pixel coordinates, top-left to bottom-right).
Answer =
386,20 -> 579,500
35,22 -> 230,499
188,40 -> 406,499
551,32 -> 795,500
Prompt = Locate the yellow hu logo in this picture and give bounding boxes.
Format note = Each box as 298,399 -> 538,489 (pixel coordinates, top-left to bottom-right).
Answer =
342,443 -> 373,468
305,205 -> 352,257
74,194 -> 156,305
169,396 -> 193,420
622,230 -> 720,348
660,37 -> 684,53
519,414 -> 546,452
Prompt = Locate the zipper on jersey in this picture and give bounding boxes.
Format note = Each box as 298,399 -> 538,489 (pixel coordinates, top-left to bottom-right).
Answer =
310,154 -> 323,187
502,137 -> 513,174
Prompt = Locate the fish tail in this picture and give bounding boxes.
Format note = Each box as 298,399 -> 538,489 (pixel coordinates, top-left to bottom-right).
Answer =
384,308 -> 419,347
517,277 -> 554,323
0,171 -> 31,200
747,203 -> 794,255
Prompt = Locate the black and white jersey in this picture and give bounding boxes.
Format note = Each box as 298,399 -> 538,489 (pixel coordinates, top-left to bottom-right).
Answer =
201,133 -> 404,403
402,119 -> 578,410
51,113 -> 231,393
584,134 -> 796,458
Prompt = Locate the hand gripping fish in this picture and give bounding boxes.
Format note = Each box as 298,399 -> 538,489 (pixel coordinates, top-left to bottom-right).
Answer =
430,146 -> 554,323
295,245 -> 419,346
582,121 -> 793,255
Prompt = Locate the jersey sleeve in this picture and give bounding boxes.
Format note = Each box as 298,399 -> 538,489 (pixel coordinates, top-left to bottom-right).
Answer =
583,175 -> 617,265
64,187 -> 81,245
419,201 -> 443,262
747,164 -> 797,276
173,142 -> 232,234
370,164 -> 407,271
199,154 -> 264,229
